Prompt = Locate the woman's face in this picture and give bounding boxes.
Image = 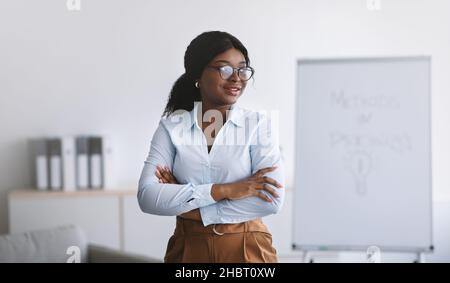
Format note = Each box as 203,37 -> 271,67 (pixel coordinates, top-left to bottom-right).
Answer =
198,48 -> 248,107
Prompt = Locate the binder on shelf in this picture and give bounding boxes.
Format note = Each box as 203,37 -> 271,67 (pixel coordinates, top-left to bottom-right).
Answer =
88,136 -> 103,189
76,136 -> 89,190
29,139 -> 49,190
61,136 -> 76,192
47,138 -> 63,191
102,136 -> 117,190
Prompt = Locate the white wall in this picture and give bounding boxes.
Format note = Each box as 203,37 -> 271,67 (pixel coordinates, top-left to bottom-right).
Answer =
1,0 -> 449,261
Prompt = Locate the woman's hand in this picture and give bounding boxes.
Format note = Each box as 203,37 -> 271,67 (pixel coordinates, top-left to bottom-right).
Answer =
211,166 -> 282,203
155,165 -> 179,184
155,165 -> 200,221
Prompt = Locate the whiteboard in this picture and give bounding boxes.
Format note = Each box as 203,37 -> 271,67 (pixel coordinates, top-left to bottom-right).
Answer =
293,57 -> 433,252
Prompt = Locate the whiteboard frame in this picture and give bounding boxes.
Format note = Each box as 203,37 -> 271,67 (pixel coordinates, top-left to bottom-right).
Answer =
292,56 -> 434,254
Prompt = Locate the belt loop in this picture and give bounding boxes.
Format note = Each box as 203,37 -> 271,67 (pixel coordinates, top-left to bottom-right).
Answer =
244,221 -> 248,233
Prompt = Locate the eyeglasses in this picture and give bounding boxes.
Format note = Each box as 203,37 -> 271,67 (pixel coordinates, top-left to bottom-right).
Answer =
206,65 -> 255,81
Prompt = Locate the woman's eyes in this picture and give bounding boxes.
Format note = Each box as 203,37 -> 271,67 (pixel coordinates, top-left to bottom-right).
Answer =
218,65 -> 247,70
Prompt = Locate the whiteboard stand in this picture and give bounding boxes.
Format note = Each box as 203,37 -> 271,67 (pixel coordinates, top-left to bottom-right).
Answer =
294,245 -> 339,263
416,245 -> 434,263
301,250 -> 312,263
298,249 -> 325,263
302,251 -> 315,263
299,250 -> 341,263
298,249 -> 316,263
294,245 -> 433,263
414,252 -> 426,263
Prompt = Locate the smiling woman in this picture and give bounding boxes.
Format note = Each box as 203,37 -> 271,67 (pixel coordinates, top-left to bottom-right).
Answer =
137,31 -> 285,263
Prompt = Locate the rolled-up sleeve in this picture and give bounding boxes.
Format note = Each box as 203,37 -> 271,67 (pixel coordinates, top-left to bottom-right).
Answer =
200,114 -> 285,226
138,121 -> 216,216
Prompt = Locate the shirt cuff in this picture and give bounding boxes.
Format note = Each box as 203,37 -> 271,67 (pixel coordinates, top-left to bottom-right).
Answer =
199,203 -> 221,226
191,183 -> 217,207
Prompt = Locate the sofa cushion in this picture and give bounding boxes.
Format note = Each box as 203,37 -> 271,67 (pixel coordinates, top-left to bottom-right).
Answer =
0,225 -> 88,263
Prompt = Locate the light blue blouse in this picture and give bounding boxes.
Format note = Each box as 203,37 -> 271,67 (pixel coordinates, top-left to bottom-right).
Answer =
138,102 -> 285,226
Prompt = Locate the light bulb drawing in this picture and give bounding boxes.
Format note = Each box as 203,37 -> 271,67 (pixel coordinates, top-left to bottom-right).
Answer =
345,151 -> 373,196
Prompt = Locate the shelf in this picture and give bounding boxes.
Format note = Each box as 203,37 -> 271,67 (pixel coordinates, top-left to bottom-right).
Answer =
8,188 -> 137,199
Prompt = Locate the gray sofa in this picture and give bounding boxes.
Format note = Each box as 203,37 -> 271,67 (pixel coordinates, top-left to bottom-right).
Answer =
0,225 -> 161,263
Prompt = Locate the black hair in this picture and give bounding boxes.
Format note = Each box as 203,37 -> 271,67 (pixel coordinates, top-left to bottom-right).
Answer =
162,31 -> 250,117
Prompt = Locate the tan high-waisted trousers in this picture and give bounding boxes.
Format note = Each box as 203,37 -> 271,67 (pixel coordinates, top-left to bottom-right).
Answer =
164,217 -> 278,263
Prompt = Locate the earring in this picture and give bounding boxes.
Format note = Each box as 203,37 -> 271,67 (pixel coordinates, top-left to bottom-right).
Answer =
195,81 -> 200,88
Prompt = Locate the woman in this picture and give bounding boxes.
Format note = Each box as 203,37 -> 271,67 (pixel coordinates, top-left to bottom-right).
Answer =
138,31 -> 285,263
